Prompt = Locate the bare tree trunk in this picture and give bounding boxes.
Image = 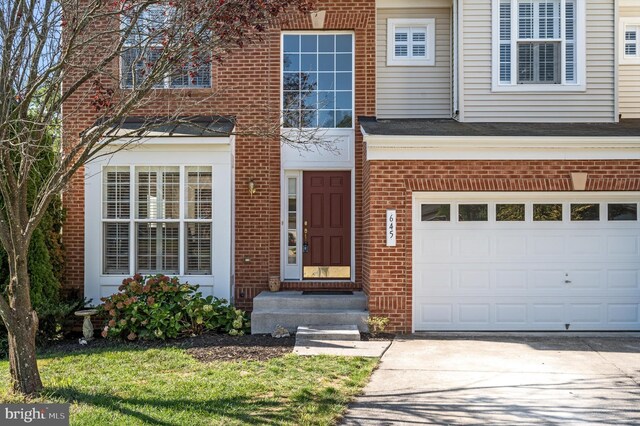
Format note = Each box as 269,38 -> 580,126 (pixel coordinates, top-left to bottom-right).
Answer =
7,318 -> 42,395
5,253 -> 43,396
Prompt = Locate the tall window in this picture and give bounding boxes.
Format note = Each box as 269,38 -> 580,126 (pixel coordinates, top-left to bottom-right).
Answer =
282,34 -> 353,129
495,0 -> 581,88
121,5 -> 211,88
102,166 -> 213,276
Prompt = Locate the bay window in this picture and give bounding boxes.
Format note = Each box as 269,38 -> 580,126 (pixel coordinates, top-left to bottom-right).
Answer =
494,0 -> 584,90
102,166 -> 213,276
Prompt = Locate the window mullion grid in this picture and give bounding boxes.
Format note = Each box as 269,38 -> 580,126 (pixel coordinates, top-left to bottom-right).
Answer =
179,165 -> 185,276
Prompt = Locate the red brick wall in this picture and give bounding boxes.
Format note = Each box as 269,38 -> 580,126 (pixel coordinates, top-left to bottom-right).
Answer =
363,159 -> 640,332
62,2 -> 376,307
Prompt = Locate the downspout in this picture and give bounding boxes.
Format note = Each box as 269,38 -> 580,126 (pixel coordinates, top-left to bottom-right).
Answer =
452,0 -> 459,121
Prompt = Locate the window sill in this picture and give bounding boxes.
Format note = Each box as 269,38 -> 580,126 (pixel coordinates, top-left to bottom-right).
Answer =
491,83 -> 587,93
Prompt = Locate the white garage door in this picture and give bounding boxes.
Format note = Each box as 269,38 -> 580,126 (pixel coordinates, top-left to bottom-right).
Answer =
413,193 -> 640,331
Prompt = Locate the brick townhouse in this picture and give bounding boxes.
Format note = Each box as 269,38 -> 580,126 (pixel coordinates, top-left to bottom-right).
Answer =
64,0 -> 640,333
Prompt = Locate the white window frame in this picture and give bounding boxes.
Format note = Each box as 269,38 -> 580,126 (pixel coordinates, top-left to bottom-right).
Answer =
491,0 -> 586,92
620,18 -> 640,65
120,5 -> 212,89
282,171 -> 303,281
387,18 -> 436,66
101,165 -> 214,277
280,31 -> 355,130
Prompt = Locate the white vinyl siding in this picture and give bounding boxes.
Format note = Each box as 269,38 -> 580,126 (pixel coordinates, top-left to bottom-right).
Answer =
463,0 -> 615,122
619,9 -> 640,118
377,8 -> 452,118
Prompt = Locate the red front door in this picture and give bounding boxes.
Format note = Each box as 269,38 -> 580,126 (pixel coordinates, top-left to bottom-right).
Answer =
302,171 -> 351,279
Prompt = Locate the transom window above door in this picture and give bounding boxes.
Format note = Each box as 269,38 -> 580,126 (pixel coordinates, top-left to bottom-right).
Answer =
282,33 -> 353,129
493,0 -> 585,91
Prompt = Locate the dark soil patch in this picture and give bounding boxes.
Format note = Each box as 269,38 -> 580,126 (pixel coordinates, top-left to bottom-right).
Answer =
40,333 -> 294,362
361,332 -> 396,341
185,334 -> 294,362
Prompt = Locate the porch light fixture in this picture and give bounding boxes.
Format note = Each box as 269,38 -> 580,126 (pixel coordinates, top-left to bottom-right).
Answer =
248,179 -> 257,196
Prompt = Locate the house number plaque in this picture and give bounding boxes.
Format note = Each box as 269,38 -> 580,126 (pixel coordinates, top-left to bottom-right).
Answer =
386,210 -> 396,247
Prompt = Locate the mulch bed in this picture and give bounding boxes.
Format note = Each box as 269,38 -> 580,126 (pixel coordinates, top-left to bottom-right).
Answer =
42,331 -> 394,363
42,333 -> 295,362
184,334 -> 295,362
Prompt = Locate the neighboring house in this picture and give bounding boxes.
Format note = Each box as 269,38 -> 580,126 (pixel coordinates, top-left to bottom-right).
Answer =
63,0 -> 640,333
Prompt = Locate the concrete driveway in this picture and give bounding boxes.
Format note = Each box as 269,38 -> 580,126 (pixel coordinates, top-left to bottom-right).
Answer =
341,334 -> 640,425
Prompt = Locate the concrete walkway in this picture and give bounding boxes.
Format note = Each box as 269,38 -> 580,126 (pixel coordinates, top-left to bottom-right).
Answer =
294,339 -> 391,357
341,334 -> 640,425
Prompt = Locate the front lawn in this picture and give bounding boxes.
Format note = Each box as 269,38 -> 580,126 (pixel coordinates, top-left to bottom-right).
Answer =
0,342 -> 378,425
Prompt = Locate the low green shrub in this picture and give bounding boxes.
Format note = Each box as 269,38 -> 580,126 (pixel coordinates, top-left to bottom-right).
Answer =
100,274 -> 249,340
366,316 -> 390,337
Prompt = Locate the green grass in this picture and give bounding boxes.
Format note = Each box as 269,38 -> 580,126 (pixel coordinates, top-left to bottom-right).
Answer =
0,345 -> 378,425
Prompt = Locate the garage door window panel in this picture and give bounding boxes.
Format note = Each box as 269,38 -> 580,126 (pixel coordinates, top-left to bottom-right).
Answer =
571,204 -> 600,221
533,203 -> 562,221
421,204 -> 450,222
608,204 -> 638,221
496,204 -> 525,221
458,204 -> 488,222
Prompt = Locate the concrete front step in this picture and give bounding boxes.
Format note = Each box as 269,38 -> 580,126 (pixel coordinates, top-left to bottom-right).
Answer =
251,309 -> 368,334
296,325 -> 361,341
253,291 -> 367,311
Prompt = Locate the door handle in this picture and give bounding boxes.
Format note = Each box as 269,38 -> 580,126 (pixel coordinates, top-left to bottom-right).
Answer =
303,221 -> 309,253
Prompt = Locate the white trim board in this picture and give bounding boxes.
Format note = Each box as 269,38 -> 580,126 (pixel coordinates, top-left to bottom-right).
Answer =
377,0 -> 452,8
363,132 -> 640,160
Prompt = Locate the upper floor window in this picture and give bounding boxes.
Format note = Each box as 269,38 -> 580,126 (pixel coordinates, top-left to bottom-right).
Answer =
121,5 -> 211,89
387,19 -> 436,66
282,33 -> 353,129
493,0 -> 585,91
621,18 -> 640,64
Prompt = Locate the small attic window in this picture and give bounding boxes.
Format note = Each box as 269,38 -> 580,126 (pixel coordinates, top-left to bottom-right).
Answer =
621,18 -> 640,64
387,18 -> 435,67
